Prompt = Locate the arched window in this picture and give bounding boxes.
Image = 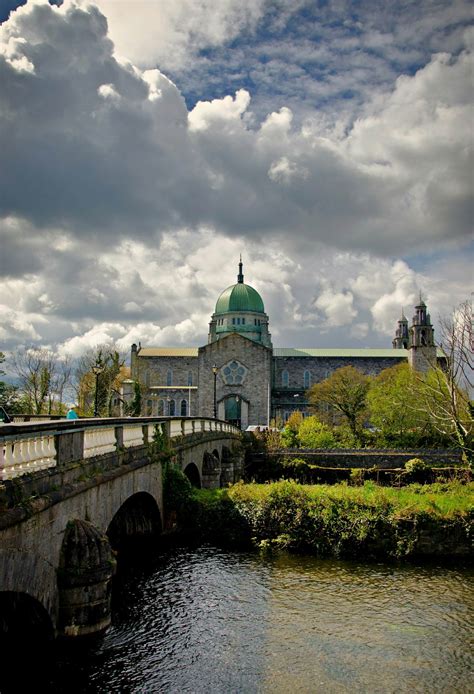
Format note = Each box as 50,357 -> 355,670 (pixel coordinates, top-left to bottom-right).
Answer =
158,399 -> 164,415
168,399 -> 175,416
146,399 -> 152,415
167,369 -> 172,386
304,370 -> 311,388
181,399 -> 187,416
282,370 -> 289,387
187,371 -> 193,386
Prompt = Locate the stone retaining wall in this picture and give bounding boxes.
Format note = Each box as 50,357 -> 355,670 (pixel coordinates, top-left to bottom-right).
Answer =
260,448 -> 463,469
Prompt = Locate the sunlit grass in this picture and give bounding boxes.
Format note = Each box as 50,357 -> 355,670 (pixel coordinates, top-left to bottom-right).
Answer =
224,480 -> 473,518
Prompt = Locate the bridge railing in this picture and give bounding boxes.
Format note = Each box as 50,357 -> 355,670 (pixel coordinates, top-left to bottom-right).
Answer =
0,417 -> 240,481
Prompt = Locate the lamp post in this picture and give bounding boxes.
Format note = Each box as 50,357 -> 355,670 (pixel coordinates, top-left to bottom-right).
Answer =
235,394 -> 240,429
91,358 -> 104,417
212,364 -> 218,419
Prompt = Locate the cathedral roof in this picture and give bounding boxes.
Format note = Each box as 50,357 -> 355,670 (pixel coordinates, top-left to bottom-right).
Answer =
214,259 -> 265,314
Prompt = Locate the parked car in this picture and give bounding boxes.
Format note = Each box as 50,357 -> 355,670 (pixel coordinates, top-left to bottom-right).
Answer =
0,406 -> 12,424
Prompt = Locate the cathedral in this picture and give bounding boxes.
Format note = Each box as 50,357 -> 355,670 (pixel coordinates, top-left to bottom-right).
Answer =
129,260 -> 437,428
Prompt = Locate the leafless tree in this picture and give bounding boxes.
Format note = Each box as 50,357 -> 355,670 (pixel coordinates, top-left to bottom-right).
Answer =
12,348 -> 73,415
414,300 -> 473,462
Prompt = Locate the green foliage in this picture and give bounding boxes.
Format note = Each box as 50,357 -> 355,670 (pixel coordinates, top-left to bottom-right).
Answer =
281,411 -> 303,447
163,463 -> 196,520
127,380 -> 142,416
148,423 -> 171,460
307,366 -> 371,445
297,416 -> 337,448
223,480 -> 473,559
367,363 -> 433,447
405,458 -> 430,473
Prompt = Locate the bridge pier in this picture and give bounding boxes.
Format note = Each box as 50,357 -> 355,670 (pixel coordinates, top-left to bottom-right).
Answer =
57,520 -> 116,638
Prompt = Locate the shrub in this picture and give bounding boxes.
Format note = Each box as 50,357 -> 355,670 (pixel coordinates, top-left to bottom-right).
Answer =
405,458 -> 430,473
298,416 -> 337,448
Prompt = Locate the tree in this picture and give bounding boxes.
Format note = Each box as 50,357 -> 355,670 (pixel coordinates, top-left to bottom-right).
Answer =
307,365 -> 371,445
0,352 -> 24,412
127,380 -> 142,417
412,300 -> 473,462
367,363 -> 432,446
297,416 -> 337,448
11,348 -> 73,415
281,411 -> 303,447
76,346 -> 127,416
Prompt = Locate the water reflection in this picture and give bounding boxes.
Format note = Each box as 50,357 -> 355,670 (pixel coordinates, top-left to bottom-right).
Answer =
7,548 -> 474,693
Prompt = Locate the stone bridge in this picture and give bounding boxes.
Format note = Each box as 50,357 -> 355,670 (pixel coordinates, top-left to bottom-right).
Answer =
0,416 -> 242,643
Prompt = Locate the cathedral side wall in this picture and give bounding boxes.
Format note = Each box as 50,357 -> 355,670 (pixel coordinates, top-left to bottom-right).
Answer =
136,356 -> 198,388
272,356 -> 408,390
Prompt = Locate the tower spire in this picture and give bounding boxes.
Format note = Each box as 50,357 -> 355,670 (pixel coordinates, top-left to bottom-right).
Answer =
237,255 -> 244,283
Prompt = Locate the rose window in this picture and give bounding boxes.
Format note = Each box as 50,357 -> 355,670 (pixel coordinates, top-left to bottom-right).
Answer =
222,360 -> 247,385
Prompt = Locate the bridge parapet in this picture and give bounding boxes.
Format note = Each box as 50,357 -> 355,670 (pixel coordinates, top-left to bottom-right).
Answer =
0,417 -> 240,481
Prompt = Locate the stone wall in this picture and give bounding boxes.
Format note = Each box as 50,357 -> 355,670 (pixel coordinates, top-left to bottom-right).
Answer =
198,333 -> 272,427
264,448 -> 463,469
272,355 -> 407,391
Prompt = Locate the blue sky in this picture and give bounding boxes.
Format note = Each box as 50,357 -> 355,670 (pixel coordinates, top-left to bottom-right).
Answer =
0,0 -> 472,358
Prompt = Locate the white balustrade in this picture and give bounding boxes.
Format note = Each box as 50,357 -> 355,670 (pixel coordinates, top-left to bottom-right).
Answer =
122,424 -> 144,449
169,420 -> 182,438
1,434 -> 56,480
184,420 -> 194,435
84,427 -> 117,458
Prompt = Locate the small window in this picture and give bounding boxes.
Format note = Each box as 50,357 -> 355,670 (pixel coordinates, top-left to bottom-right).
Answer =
242,318 -> 245,325
158,399 -> 164,415
167,369 -> 172,386
304,370 -> 311,388
237,318 -> 241,325
146,399 -> 152,415
282,370 -> 289,387
232,318 -> 236,325
187,371 -> 193,386
168,399 -> 175,416
181,399 -> 187,416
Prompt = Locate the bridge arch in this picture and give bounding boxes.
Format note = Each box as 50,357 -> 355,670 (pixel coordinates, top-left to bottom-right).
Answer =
0,590 -> 54,643
0,548 -> 58,629
183,462 -> 201,488
107,492 -> 162,553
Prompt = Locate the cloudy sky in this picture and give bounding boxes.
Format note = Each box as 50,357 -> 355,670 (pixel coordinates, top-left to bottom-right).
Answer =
0,0 -> 472,362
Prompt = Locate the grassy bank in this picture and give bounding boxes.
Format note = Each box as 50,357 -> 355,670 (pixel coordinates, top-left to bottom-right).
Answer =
168,473 -> 473,560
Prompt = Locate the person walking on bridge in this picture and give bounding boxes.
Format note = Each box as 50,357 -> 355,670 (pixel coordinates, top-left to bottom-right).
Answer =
66,405 -> 79,420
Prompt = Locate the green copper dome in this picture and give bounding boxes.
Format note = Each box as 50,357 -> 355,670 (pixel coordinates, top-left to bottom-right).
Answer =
215,282 -> 265,314
215,259 -> 265,314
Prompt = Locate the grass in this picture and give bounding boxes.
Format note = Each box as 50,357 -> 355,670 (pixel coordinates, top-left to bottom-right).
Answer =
224,480 -> 473,518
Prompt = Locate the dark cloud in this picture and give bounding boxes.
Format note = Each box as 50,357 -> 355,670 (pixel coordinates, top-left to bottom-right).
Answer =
0,0 -> 472,353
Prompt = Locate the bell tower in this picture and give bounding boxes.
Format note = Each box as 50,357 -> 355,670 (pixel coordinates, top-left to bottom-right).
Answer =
392,310 -> 409,349
408,295 -> 436,372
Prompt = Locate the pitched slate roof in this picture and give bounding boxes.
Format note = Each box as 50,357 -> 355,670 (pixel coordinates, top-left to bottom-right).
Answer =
273,348 -> 408,358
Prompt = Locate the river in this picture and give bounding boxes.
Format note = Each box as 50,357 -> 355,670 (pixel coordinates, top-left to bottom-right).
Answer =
7,547 -> 474,693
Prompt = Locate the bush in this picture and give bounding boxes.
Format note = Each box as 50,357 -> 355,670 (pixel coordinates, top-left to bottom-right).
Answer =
298,417 -> 337,448
405,458 -> 430,473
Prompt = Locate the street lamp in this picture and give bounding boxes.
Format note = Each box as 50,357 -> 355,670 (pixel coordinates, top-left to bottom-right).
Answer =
212,364 -> 218,419
91,358 -> 104,417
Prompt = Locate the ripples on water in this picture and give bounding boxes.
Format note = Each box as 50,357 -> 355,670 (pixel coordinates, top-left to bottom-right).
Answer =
31,548 -> 474,693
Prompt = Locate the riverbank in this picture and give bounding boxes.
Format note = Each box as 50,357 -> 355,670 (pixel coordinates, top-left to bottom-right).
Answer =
168,474 -> 473,560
